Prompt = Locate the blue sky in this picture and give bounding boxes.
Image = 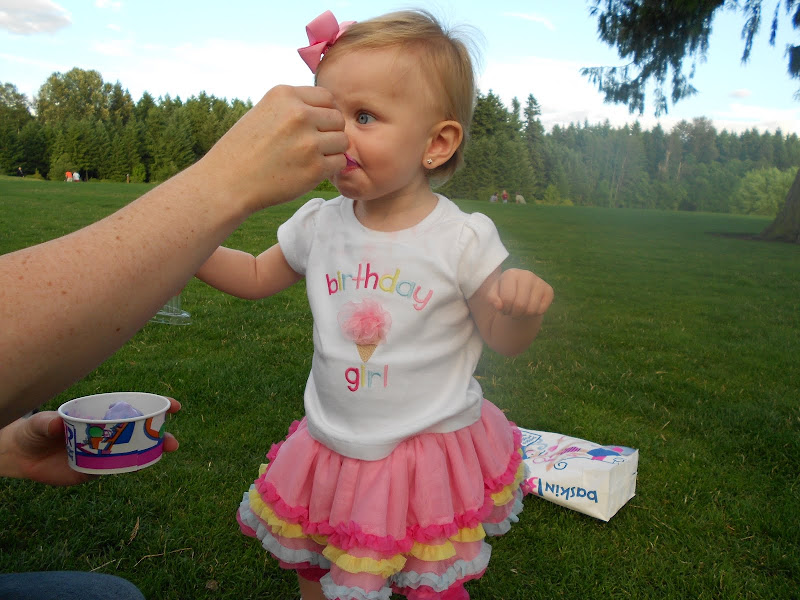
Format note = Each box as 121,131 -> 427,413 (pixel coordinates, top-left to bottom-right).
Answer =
2,0 -> 799,134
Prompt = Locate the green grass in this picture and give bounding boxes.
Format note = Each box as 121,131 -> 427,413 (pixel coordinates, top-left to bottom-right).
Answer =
1,176 -> 798,599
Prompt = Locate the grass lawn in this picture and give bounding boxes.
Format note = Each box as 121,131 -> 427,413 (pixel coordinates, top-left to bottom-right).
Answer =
1,176 -> 798,599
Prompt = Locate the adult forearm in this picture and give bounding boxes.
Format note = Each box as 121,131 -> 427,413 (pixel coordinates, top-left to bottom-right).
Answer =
0,166 -> 246,426
0,85 -> 346,426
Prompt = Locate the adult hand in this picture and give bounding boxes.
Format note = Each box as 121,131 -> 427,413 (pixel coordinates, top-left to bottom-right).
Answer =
200,85 -> 348,215
0,399 -> 181,486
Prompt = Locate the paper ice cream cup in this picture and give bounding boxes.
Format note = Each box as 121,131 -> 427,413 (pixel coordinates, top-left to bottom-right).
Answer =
57,392 -> 171,474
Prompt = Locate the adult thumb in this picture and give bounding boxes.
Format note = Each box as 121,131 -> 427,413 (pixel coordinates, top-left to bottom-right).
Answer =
31,411 -> 65,439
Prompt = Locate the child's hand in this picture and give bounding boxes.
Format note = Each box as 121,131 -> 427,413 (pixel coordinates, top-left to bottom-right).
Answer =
488,268 -> 554,319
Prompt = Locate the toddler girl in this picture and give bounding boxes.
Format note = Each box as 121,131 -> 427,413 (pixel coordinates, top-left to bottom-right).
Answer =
197,9 -> 554,600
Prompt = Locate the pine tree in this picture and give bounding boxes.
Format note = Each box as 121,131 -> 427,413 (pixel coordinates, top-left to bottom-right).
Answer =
523,94 -> 546,199
19,120 -> 50,177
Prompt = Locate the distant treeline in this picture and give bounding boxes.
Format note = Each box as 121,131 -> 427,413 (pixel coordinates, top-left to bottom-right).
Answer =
2,68 -> 799,216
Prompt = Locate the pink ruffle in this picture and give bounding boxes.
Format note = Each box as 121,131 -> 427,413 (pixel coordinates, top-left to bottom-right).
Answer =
264,419 -> 302,463
483,426 -> 522,491
251,476 -> 501,554
240,400 -> 524,596
394,574 -> 480,600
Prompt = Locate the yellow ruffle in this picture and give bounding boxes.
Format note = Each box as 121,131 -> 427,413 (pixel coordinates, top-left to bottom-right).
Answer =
248,489 -> 308,540
409,540 -> 456,561
258,463 -> 268,476
449,524 -> 486,543
322,546 -> 406,578
490,461 -> 526,506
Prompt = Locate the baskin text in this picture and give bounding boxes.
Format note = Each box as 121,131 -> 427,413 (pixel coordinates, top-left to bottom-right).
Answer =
527,476 -> 599,504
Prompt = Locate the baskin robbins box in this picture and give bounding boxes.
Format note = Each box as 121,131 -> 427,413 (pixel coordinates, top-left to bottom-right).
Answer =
519,428 -> 639,521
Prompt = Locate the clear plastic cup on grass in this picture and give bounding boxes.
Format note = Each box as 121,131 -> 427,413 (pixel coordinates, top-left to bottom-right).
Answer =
57,392 -> 171,474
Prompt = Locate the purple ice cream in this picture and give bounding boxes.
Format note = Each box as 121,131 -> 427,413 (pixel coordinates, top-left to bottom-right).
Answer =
103,401 -> 144,420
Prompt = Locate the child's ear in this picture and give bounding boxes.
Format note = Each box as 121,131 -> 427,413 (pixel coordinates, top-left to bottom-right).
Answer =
423,120 -> 463,169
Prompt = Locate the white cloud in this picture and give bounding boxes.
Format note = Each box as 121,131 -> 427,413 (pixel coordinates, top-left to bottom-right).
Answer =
91,38 -> 134,57
0,0 -> 71,34
480,55 -> 800,134
0,51 -> 65,70
729,88 -> 751,98
107,23 -> 121,32
481,56 -> 642,130
502,12 -> 555,31
95,0 -> 122,11
98,38 -> 309,102
0,52 -> 69,99
712,102 -> 800,133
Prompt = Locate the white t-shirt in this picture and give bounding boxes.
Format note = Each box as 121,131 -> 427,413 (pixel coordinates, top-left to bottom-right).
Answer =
278,195 -> 509,460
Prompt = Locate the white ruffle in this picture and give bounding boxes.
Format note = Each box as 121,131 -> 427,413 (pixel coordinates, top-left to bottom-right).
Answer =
320,574 -> 394,600
483,491 -> 524,536
390,541 -> 491,592
238,492 -> 331,569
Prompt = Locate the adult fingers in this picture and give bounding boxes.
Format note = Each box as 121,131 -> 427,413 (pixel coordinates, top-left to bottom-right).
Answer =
163,398 -> 180,452
294,85 -> 340,110
318,130 -> 349,156
166,397 -> 181,414
163,432 -> 179,453
307,104 -> 345,133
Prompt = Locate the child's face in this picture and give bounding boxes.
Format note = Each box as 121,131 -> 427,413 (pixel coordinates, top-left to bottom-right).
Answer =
317,47 -> 441,204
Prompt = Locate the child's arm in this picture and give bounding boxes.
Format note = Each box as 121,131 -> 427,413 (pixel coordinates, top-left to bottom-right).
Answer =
196,243 -> 302,300
468,267 -> 554,356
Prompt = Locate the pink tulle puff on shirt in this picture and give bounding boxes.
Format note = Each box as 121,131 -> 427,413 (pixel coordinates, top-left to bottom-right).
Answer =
337,299 -> 392,345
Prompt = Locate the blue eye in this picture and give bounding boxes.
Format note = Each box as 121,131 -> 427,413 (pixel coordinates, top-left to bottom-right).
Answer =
357,112 -> 375,125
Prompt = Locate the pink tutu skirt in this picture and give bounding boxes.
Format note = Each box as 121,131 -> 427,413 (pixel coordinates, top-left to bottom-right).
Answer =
237,399 -> 526,600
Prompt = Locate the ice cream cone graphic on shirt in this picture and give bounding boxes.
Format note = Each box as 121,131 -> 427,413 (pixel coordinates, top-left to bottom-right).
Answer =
356,343 -> 378,362
338,299 -> 392,362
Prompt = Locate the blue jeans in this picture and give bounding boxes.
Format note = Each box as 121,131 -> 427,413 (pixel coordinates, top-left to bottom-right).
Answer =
0,571 -> 145,600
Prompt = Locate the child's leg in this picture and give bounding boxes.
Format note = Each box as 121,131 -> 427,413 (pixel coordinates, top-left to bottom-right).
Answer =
298,574 -> 325,600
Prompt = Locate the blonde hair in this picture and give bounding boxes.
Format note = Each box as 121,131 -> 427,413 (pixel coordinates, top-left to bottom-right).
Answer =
316,10 -> 478,184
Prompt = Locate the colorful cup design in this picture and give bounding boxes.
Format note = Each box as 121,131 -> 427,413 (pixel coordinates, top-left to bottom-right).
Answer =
58,392 -> 171,474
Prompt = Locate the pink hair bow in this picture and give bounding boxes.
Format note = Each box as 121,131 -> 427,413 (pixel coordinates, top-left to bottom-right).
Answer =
298,10 -> 355,73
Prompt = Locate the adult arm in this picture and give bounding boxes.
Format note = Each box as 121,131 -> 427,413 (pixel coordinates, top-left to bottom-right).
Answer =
0,85 -> 346,426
